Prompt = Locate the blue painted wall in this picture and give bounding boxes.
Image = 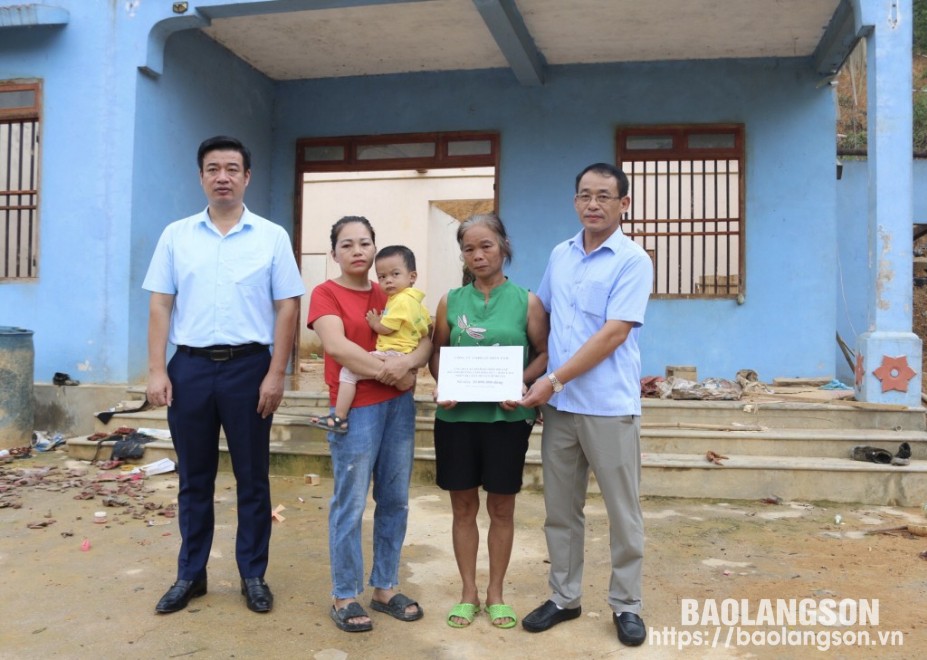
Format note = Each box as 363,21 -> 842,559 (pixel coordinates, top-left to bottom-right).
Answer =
836,160 -> 870,384
836,158 -> 927,384
127,29 -> 276,380
0,2 -> 138,383
0,2 -> 278,384
274,60 -> 838,382
0,1 -> 850,386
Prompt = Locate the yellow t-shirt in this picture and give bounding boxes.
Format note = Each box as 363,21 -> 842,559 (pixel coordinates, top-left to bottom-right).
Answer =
377,287 -> 431,353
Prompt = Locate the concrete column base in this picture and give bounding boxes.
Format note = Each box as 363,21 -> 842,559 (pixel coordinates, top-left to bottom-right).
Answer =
855,331 -> 923,407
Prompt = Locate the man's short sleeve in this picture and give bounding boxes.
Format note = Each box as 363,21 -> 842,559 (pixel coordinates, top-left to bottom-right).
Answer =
270,228 -> 306,300
142,226 -> 176,294
605,248 -> 652,326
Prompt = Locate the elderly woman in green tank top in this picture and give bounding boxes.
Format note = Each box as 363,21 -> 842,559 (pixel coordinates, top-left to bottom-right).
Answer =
428,213 -> 549,630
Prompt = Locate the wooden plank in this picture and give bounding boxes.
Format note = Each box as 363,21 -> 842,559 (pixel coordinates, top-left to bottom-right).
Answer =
772,377 -> 833,387
748,393 -> 909,411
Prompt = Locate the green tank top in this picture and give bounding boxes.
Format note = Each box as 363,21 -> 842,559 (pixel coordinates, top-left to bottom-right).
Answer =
435,279 -> 536,423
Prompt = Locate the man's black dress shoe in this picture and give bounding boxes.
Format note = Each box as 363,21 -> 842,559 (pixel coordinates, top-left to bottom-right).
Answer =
155,576 -> 207,614
522,599 -> 581,632
241,577 -> 274,613
614,611 -> 646,646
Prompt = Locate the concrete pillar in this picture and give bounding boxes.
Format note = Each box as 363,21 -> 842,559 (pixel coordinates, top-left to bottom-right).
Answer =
854,0 -> 923,406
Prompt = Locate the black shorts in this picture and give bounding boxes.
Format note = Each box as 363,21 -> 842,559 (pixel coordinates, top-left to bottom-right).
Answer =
433,418 -> 533,494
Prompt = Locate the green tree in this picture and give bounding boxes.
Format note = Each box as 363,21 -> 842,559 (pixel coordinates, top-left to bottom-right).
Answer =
916,0 -> 927,55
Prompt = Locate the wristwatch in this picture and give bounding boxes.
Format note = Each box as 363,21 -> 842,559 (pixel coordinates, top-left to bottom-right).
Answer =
547,372 -> 564,393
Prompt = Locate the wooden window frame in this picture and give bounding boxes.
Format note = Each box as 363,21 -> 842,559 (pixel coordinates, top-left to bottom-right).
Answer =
617,125 -> 745,299
294,130 -> 500,259
1,80 -> 41,280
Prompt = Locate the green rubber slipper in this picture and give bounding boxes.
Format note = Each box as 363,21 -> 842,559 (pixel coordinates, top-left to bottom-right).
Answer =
486,603 -> 517,629
446,602 -> 479,628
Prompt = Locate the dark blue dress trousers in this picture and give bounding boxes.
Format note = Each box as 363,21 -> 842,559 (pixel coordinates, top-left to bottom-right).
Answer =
166,348 -> 273,581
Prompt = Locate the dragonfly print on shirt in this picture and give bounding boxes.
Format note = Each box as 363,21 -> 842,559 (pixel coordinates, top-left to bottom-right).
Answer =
455,314 -> 497,346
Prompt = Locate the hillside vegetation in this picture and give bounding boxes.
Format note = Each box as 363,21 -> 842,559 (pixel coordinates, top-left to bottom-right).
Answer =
837,0 -> 927,154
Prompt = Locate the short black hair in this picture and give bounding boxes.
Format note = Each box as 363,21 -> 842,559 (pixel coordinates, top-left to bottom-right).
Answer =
376,245 -> 416,271
575,162 -> 629,197
197,135 -> 251,172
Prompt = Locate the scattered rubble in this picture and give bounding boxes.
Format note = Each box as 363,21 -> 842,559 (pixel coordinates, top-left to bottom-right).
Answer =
0,450 -> 175,525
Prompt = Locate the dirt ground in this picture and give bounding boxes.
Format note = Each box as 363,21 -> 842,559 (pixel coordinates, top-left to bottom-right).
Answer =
1,450 -> 925,659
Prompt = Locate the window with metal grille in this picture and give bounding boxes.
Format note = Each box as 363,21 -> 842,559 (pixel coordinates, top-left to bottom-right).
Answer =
1,81 -> 41,280
617,126 -> 743,299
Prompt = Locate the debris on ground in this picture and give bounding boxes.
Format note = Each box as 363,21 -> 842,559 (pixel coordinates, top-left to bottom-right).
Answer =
27,519 -> 56,529
0,451 -> 174,524
32,431 -> 66,452
851,442 -> 912,466
135,458 -> 175,476
52,371 -> 80,386
819,378 -> 853,390
85,426 -> 160,462
640,375 -> 664,398
642,421 -> 767,432
3,446 -> 33,459
660,376 -> 743,400
735,369 -> 773,394
95,397 -> 153,424
864,525 -> 925,537
705,450 -> 729,466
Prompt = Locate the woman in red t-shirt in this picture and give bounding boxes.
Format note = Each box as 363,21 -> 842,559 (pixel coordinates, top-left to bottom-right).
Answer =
307,216 -> 431,633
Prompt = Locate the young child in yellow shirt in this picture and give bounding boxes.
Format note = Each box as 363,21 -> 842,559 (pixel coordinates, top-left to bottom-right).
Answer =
310,245 -> 431,433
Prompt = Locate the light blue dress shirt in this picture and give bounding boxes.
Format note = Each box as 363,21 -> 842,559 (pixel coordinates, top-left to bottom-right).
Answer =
537,226 -> 652,416
142,206 -> 305,348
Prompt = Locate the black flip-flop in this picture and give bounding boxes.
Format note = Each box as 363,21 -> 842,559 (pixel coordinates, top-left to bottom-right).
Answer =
330,602 -> 373,632
370,593 -> 424,622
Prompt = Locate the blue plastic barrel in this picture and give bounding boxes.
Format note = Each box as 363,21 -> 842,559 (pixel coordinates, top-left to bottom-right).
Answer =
0,327 -> 34,449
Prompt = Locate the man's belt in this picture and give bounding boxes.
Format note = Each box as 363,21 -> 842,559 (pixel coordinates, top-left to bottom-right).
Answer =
177,343 -> 268,362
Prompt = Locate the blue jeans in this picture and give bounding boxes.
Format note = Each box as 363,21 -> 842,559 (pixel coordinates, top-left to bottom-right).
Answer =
328,392 -> 416,598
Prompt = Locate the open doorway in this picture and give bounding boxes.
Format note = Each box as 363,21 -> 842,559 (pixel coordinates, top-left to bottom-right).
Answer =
292,131 -> 499,368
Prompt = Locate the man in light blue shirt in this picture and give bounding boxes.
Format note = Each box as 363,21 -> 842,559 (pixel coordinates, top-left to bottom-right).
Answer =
521,163 -> 652,647
143,136 -> 305,615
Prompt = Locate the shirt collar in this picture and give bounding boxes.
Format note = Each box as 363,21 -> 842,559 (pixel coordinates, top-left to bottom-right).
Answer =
196,205 -> 254,235
402,287 -> 426,302
567,225 -> 625,256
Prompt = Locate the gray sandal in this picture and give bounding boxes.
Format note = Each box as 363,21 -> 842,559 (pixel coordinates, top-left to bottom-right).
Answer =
330,602 -> 372,632
308,414 -> 348,434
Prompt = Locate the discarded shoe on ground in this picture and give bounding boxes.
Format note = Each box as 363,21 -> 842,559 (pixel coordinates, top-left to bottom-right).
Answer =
851,446 -> 893,464
52,372 -> 80,386
892,442 -> 912,466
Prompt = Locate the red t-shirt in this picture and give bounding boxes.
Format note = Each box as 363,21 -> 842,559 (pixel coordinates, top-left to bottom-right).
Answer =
307,279 -> 400,407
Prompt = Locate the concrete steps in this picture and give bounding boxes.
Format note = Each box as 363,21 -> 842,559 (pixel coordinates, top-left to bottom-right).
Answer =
65,387 -> 927,505
639,453 -> 927,507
